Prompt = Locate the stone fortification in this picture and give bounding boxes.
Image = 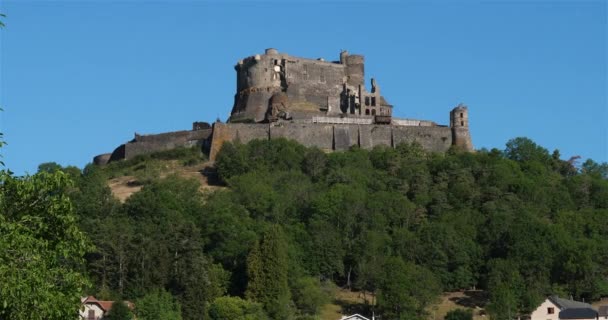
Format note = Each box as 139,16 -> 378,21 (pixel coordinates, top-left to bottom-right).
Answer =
95,128 -> 212,165
208,122 -> 454,161
230,48 -> 392,123
93,49 -> 473,165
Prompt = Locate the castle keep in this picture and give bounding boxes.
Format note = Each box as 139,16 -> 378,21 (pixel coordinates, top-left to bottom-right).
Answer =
94,49 -> 473,165
230,48 -> 392,123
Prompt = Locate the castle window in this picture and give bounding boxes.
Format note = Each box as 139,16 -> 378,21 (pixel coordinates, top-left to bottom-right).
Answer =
365,109 -> 370,115
460,112 -> 463,118
365,97 -> 370,106
371,97 -> 376,106
461,121 -> 464,126
372,109 -> 376,116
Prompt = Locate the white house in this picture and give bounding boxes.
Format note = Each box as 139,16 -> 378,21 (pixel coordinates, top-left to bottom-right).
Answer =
341,314 -> 372,320
597,306 -> 608,320
79,296 -> 134,320
530,296 -> 597,320
80,296 -> 114,320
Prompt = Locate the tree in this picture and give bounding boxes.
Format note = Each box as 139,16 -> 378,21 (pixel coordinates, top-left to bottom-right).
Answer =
377,257 -> 441,320
291,276 -> 329,316
245,225 -> 292,319
504,137 -> 550,164
37,162 -> 63,173
0,171 -> 91,320
208,296 -> 268,320
105,301 -> 133,320
135,289 -> 182,320
445,309 -> 473,320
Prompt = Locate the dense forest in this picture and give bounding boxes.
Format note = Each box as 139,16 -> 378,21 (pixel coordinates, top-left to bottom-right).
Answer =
2,137 -> 608,320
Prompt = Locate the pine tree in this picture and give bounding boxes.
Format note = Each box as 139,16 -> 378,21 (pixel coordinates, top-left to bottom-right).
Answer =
245,240 -> 263,301
245,225 -> 292,319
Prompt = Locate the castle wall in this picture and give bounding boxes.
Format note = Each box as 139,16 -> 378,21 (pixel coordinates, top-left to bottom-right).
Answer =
109,129 -> 212,162
393,126 -> 453,152
270,123 -> 334,150
209,123 -> 271,160
93,153 -> 112,166
209,122 -> 458,161
230,90 -> 275,123
284,59 -> 345,113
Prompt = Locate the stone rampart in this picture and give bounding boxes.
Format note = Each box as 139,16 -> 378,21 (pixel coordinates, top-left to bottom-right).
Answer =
209,122 -> 457,160
108,129 -> 212,162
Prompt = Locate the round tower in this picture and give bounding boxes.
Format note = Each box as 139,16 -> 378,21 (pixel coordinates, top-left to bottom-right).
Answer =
340,50 -> 349,64
265,48 -> 279,55
450,103 -> 469,128
345,54 -> 364,87
450,104 -> 474,151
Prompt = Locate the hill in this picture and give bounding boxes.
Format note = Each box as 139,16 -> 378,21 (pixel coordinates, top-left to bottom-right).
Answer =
45,137 -> 608,320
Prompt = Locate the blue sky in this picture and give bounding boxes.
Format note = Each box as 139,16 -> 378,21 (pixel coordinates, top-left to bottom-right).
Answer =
0,0 -> 606,175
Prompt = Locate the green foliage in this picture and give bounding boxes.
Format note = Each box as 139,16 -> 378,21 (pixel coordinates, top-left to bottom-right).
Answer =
377,257 -> 441,319
38,161 -> 63,173
246,225 -> 293,319
48,136 -> 607,320
291,277 -> 329,316
445,309 -> 473,320
208,296 -> 268,320
504,137 -> 551,164
135,289 -> 182,320
105,301 -> 133,320
0,171 -> 91,320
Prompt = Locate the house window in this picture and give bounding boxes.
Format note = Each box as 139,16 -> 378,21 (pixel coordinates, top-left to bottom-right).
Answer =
88,309 -> 95,320
548,307 -> 554,314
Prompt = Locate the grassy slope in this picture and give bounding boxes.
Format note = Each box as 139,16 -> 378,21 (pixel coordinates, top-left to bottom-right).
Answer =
101,148 -> 224,202
320,290 -> 488,320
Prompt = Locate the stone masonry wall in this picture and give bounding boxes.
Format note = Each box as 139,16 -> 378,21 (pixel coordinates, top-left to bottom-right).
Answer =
108,129 -> 212,162
209,122 -> 455,161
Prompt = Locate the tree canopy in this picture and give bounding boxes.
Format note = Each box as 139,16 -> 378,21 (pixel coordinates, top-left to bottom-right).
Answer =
34,137 -> 608,319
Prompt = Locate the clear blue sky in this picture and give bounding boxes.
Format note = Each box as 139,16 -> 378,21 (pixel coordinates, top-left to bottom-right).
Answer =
1,0 -> 606,175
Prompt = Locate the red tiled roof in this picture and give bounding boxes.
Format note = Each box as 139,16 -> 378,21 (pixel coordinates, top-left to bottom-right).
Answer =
82,296 -> 134,312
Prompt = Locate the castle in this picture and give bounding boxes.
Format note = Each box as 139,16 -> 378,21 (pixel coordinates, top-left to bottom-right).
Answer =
93,49 -> 473,165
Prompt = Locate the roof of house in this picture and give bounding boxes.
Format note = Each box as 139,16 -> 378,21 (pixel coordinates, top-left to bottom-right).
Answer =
548,296 -> 593,310
82,296 -> 115,312
559,308 -> 598,319
82,296 -> 134,312
599,305 -> 608,316
341,314 -> 371,320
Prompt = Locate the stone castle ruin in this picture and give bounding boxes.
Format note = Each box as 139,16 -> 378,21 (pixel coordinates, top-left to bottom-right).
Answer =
230,48 -> 392,124
94,49 -> 473,165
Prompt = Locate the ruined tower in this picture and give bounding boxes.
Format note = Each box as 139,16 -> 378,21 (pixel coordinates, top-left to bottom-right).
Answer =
450,104 -> 474,151
228,48 -> 392,123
